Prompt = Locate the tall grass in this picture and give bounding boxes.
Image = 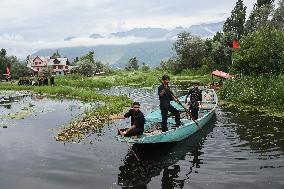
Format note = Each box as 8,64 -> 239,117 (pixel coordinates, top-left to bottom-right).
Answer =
55,70 -> 211,89
219,76 -> 284,112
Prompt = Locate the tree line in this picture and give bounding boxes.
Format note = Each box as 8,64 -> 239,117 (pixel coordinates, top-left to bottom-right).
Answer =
161,0 -> 284,76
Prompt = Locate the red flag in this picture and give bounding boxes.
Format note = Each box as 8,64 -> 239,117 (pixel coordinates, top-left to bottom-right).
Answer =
233,39 -> 239,49
6,66 -> 10,76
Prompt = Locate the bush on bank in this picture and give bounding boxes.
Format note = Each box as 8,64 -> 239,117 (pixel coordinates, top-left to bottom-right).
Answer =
219,76 -> 284,112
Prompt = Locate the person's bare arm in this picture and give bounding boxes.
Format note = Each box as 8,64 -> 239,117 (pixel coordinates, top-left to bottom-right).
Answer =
109,114 -> 125,120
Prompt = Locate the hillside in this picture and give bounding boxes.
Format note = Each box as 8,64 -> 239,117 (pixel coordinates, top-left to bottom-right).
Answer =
33,21 -> 224,68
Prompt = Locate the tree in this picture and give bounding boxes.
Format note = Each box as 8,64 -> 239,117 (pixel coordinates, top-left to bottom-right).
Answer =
11,60 -> 31,79
52,50 -> 61,58
257,0 -> 275,7
79,51 -> 95,64
173,32 -> 207,72
271,0 -> 284,30
245,1 -> 274,34
125,57 -> 139,71
74,51 -> 96,76
223,0 -> 247,39
141,62 -> 150,71
0,49 -> 8,74
233,26 -> 284,76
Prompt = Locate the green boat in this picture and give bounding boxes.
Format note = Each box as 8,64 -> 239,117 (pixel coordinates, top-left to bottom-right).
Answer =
117,88 -> 217,144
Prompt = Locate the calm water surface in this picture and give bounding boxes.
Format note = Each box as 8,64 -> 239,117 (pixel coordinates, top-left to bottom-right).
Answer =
0,88 -> 283,189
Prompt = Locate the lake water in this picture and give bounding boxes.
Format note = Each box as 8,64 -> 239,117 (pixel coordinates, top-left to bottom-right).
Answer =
0,88 -> 283,189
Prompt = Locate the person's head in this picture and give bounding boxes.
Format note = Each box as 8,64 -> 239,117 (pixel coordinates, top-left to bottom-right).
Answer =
132,102 -> 140,111
193,82 -> 199,89
162,74 -> 170,85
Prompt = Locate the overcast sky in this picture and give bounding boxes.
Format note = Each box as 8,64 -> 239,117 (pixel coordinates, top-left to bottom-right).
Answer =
0,0 -> 255,58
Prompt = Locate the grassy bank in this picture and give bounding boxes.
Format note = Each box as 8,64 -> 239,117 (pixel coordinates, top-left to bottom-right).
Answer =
219,76 -> 284,116
55,70 -> 211,89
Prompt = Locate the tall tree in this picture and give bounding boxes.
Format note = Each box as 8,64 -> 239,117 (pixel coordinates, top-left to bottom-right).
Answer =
245,0 -> 274,34
223,0 -> 247,39
51,50 -> 61,58
257,0 -> 275,7
272,0 -> 284,29
125,57 -> 139,71
79,51 -> 95,64
173,32 -> 206,72
233,26 -> 284,76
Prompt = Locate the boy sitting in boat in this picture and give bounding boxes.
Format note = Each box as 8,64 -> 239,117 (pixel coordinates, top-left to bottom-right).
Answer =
110,102 -> 145,137
185,82 -> 202,120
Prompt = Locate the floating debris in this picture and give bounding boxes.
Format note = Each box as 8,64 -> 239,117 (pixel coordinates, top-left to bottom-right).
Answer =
56,114 -> 108,142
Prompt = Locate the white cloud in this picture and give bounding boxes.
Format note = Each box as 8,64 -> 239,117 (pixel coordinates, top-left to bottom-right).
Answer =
0,0 -> 256,58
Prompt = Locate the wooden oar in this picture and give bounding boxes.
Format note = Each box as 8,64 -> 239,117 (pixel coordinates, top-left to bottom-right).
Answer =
168,88 -> 207,137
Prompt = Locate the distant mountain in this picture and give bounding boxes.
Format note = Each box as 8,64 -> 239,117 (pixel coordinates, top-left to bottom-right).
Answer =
33,40 -> 175,68
110,28 -> 170,39
89,33 -> 104,39
32,21 -> 224,68
109,21 -> 224,39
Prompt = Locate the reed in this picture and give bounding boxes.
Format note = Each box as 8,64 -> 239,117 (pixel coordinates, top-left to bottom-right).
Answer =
219,76 -> 284,113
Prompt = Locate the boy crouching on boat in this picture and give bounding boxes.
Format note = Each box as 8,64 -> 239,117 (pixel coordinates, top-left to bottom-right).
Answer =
110,102 -> 145,137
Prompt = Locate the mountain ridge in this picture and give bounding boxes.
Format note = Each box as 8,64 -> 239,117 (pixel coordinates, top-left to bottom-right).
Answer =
33,21 -> 224,68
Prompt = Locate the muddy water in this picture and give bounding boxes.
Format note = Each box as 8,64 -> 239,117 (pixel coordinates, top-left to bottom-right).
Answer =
0,88 -> 283,189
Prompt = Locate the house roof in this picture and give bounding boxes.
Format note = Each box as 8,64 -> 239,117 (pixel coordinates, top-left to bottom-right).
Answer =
27,56 -> 68,67
212,70 -> 234,79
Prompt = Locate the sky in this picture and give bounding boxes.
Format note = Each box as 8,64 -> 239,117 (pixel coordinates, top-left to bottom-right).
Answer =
0,0 -> 255,58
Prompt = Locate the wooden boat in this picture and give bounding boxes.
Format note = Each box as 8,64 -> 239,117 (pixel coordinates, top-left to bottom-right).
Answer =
117,88 -> 217,144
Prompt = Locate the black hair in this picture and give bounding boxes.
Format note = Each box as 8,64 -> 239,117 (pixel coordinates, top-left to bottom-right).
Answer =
132,102 -> 140,106
162,74 -> 170,81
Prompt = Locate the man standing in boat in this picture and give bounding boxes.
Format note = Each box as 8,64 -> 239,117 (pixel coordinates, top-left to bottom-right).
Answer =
185,82 -> 202,120
110,102 -> 145,137
158,75 -> 181,132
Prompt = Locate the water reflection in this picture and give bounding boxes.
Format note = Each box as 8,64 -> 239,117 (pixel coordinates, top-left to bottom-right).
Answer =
118,118 -> 215,188
221,106 -> 284,156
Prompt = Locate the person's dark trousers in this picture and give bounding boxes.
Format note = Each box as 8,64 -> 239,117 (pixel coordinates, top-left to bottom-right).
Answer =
161,105 -> 181,132
189,106 -> 199,120
168,104 -> 181,126
161,108 -> 168,132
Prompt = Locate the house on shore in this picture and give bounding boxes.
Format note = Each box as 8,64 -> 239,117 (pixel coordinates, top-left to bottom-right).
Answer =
26,55 -> 71,75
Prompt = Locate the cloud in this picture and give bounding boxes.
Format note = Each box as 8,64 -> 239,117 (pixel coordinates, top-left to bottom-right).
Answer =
0,0 -> 255,58
0,33 -> 166,58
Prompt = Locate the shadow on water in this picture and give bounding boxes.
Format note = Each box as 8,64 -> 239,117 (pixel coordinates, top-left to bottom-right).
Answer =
118,115 -> 216,188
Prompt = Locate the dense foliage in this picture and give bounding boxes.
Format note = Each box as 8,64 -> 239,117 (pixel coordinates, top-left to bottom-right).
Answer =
219,76 -> 284,112
233,26 -> 284,76
72,51 -> 111,76
125,57 -> 139,71
162,0 -> 284,77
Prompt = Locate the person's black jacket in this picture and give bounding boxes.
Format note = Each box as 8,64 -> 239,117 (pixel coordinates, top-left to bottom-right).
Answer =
124,109 -> 145,131
158,84 -> 174,109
